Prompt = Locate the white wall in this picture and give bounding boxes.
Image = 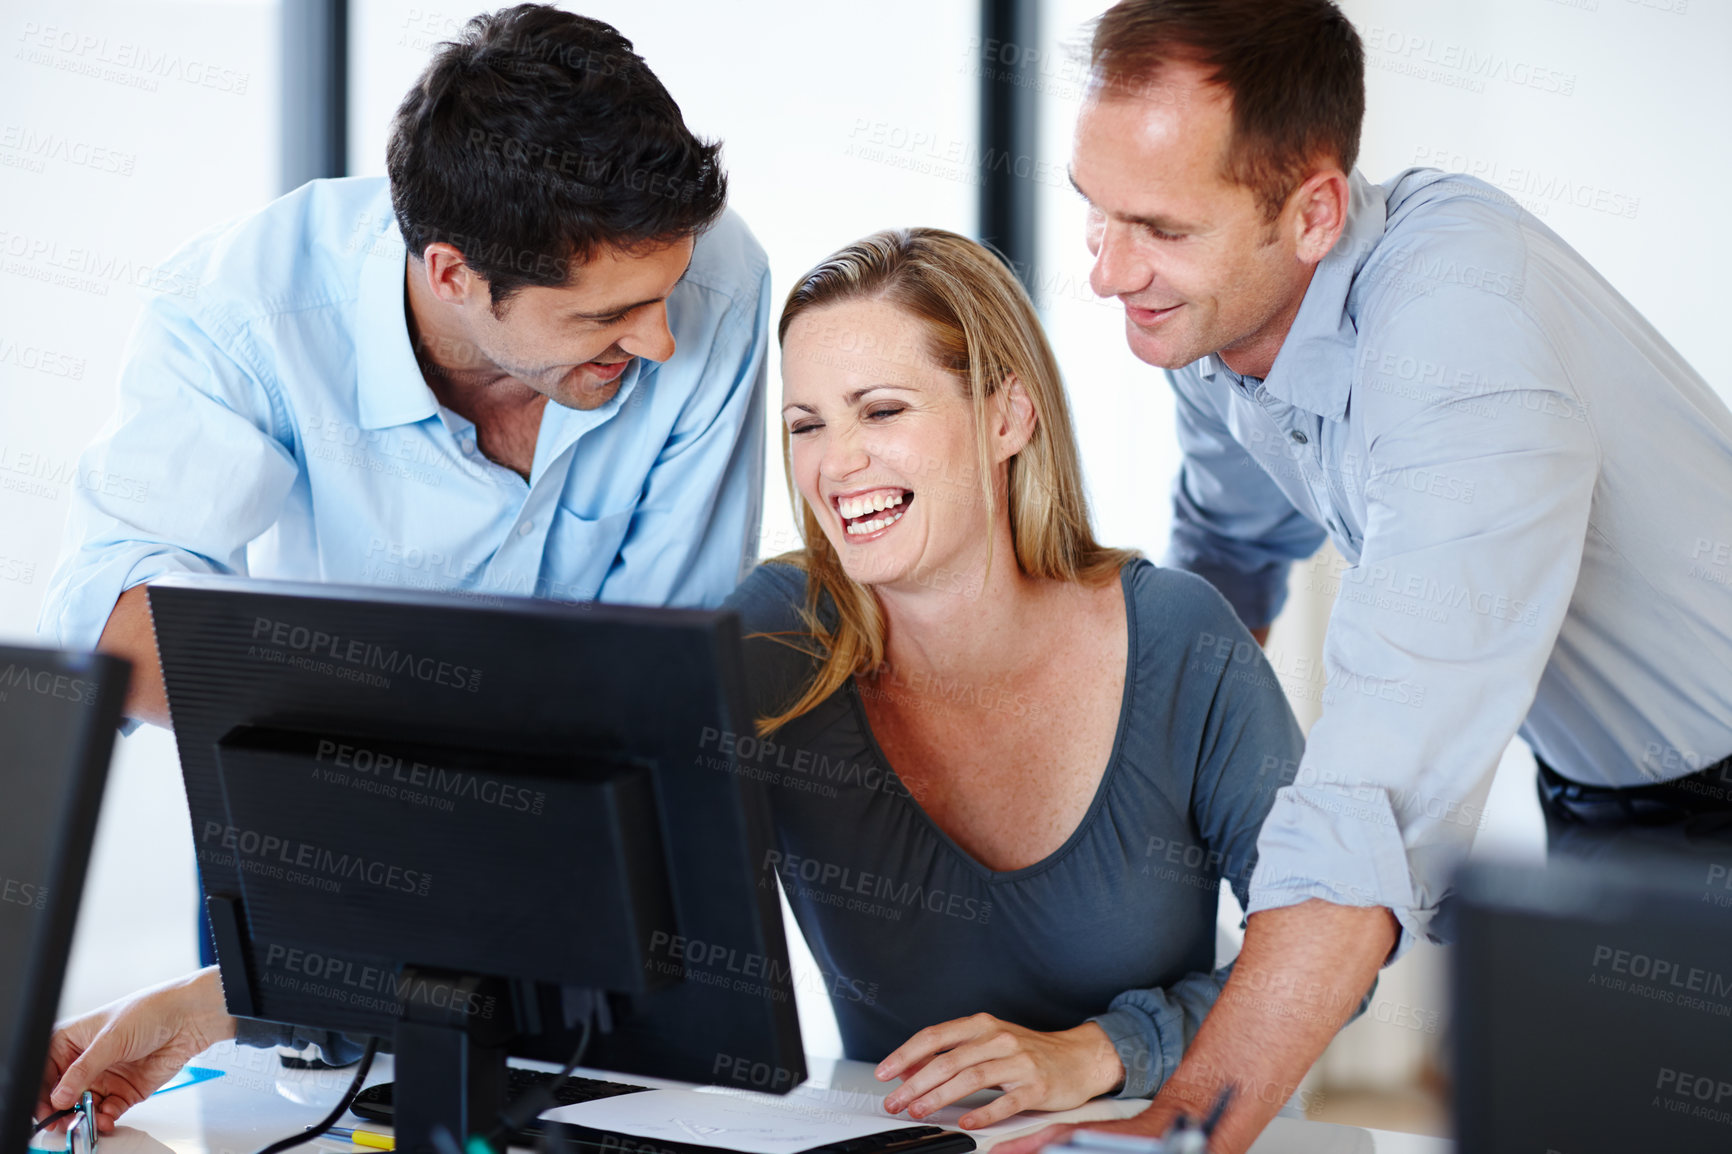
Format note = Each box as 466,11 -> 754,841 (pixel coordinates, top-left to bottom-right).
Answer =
0,0 -> 280,1016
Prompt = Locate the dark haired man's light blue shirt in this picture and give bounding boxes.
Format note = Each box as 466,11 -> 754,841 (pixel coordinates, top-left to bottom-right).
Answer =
39,176 -> 768,653
1164,168 -> 1732,954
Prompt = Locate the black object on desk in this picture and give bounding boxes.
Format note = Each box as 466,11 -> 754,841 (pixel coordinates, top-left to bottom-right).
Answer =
349,1067 -> 648,1137
150,576 -> 805,1154
0,646 -> 129,1151
537,1120 -> 978,1154
351,1070 -> 979,1154
1455,855 -> 1732,1153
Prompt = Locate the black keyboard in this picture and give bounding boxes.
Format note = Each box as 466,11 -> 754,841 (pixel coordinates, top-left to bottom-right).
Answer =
350,1067 -> 649,1135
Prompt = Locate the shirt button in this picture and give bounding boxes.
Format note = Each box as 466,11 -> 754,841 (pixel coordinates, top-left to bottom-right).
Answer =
517,521 -> 534,537
461,438 -> 475,454
1290,430 -> 1309,445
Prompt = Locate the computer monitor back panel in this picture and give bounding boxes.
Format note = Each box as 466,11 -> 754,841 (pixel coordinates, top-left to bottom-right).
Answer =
1455,859 -> 1732,1154
0,648 -> 128,1149
212,726 -> 676,1001
150,576 -> 803,1087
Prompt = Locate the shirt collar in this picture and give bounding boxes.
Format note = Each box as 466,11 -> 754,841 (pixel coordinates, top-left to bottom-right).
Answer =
354,212 -> 439,431
1201,169 -> 1388,421
526,359 -> 645,485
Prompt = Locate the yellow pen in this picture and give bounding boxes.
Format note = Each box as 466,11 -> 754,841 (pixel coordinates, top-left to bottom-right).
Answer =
323,1125 -> 395,1150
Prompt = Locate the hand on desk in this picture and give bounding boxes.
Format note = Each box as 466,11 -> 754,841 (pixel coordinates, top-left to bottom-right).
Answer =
875,1014 -> 1124,1130
37,966 -> 236,1133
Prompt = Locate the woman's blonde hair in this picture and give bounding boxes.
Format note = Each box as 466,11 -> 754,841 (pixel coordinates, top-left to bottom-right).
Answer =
759,227 -> 1137,733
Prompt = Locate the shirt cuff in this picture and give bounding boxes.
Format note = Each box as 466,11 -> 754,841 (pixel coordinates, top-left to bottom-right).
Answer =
39,551 -> 225,735
39,547 -> 224,651
1088,1007 -> 1176,1101
1246,784 -> 1440,963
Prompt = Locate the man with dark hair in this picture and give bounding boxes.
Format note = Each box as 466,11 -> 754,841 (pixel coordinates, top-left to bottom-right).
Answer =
1000,0 -> 1731,1150
39,4 -> 770,729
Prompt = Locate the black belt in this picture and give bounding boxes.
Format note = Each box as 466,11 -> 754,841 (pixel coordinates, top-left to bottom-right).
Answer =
1536,753 -> 1732,829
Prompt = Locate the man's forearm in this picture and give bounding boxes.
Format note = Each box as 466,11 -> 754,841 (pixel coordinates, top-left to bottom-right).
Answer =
1129,900 -> 1397,1154
96,584 -> 170,728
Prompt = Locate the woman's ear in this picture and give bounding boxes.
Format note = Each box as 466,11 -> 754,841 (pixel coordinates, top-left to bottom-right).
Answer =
990,375 -> 1038,464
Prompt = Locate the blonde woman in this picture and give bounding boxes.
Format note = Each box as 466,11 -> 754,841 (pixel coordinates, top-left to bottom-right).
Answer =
723,228 -> 1303,1128
36,230 -> 1304,1135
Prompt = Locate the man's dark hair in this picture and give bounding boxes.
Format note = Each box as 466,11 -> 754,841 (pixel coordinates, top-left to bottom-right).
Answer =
386,4 -> 727,307
1089,0 -> 1364,220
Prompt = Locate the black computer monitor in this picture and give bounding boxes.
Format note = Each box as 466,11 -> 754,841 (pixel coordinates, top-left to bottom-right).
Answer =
149,576 -> 805,1152
1455,854 -> 1732,1153
0,646 -> 129,1149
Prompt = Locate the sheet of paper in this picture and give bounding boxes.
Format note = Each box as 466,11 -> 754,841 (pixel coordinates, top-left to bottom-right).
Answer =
543,1087 -> 926,1154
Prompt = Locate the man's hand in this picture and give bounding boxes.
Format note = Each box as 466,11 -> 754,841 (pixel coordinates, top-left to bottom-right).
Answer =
36,967 -> 236,1133
875,1014 -> 1124,1130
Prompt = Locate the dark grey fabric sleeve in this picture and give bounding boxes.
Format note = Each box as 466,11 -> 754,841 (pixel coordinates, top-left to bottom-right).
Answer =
1089,570 -> 1306,1099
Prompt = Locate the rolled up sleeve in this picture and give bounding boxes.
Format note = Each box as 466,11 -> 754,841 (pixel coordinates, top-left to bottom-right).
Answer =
1164,367 -> 1328,630
37,294 -> 299,650
1247,290 -> 1599,954
1091,964 -> 1240,1100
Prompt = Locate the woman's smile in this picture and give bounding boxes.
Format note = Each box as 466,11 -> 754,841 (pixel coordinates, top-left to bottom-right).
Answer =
833,487 -> 916,541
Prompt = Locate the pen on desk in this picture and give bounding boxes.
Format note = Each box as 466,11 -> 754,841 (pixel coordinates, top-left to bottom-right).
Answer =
1199,1085 -> 1234,1137
319,1125 -> 395,1150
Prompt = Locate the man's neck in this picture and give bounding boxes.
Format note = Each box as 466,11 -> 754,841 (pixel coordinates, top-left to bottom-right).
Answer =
402,262 -> 547,477
1215,263 -> 1318,382
405,262 -> 544,410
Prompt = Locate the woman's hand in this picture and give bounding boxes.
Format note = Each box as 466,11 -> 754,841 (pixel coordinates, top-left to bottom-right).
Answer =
36,966 -> 238,1133
876,1014 -> 1125,1129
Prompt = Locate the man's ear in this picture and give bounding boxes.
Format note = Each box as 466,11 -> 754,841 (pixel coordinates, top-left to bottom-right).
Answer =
991,375 -> 1038,463
419,242 -> 485,306
1289,169 -> 1350,266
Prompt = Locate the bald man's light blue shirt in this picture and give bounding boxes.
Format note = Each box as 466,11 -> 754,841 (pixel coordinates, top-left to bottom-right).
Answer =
1164,168 -> 1732,953
40,176 -> 768,652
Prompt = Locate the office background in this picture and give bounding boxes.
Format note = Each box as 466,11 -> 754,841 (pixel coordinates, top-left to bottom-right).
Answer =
1,0 -> 1724,1136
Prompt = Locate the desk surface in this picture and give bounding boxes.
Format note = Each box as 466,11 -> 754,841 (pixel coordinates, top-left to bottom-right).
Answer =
39,1044 -> 1452,1154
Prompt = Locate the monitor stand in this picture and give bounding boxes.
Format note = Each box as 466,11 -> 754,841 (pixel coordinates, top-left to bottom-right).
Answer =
391,968 -> 514,1154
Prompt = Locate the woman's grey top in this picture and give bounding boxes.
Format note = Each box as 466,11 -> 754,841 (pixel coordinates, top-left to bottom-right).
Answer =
721,559 -> 1302,1097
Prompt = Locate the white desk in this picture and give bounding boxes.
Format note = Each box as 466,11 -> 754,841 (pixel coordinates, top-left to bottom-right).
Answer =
45,1044 -> 1451,1154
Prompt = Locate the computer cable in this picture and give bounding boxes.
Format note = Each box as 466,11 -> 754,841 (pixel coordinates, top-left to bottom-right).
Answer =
33,1088 -> 104,1149
30,1104 -> 75,1136
250,1035 -> 382,1154
480,1011 -> 595,1150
